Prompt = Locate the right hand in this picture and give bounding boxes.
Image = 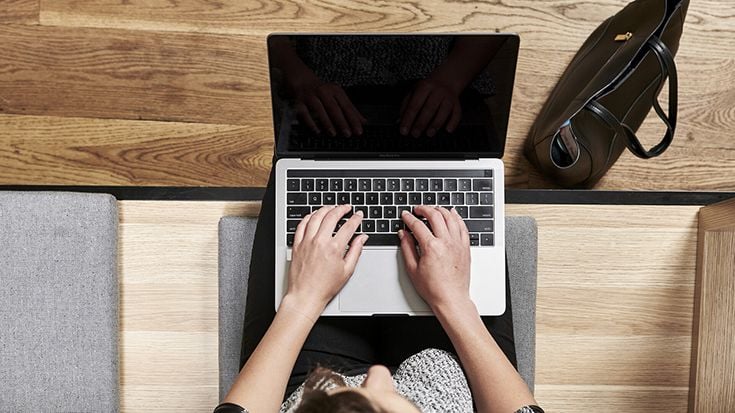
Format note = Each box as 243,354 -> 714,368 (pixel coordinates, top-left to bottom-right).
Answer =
398,205 -> 472,309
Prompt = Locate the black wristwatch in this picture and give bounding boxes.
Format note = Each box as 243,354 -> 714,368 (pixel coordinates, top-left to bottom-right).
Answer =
213,402 -> 249,413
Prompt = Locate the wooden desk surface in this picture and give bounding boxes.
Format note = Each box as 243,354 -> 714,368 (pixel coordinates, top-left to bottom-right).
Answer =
118,200 -> 700,412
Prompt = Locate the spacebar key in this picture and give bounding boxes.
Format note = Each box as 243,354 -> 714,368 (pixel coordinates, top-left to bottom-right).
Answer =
364,234 -> 400,246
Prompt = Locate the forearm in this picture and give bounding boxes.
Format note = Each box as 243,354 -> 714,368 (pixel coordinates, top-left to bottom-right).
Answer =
223,295 -> 320,412
434,299 -> 537,413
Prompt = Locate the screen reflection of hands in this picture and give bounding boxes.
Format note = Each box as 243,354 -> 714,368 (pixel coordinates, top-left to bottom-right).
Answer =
293,79 -> 367,138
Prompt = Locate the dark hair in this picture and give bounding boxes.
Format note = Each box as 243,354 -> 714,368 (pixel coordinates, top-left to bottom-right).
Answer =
294,367 -> 383,413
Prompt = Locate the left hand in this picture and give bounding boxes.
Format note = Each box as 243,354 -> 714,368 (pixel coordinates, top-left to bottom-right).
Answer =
285,205 -> 368,312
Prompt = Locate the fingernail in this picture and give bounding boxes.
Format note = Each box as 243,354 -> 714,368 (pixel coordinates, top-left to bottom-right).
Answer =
400,126 -> 408,135
427,128 -> 436,137
343,129 -> 351,137
401,210 -> 408,216
356,210 -> 363,216
411,129 -> 420,138
362,234 -> 370,241
329,128 -> 336,136
397,229 -> 404,239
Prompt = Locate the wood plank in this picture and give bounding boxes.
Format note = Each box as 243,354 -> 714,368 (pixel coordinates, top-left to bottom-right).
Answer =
689,198 -> 735,412
39,0 -> 733,55
0,115 -> 272,186
117,201 -> 701,411
0,25 -> 270,125
0,0 -> 38,23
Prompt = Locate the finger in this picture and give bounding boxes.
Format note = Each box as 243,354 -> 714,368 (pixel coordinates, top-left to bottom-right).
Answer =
436,205 -> 461,238
400,209 -> 433,244
305,205 -> 334,240
398,229 -> 419,274
318,204 -> 352,238
453,207 -> 470,246
334,209 -> 363,245
343,234 -> 369,273
400,85 -> 431,136
293,213 -> 312,247
427,99 -> 452,137
411,92 -> 443,138
334,89 -> 365,135
414,205 -> 449,238
295,102 -> 320,134
306,95 -> 336,136
446,102 -> 462,133
318,88 -> 351,137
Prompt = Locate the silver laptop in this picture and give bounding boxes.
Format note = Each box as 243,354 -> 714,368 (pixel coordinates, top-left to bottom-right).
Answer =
270,34 -> 519,316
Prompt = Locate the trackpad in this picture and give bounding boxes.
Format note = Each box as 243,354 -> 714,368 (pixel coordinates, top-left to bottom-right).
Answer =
339,249 -> 429,314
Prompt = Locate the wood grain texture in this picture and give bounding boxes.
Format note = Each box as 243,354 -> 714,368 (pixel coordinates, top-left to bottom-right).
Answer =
117,201 -> 700,412
690,199 -> 735,412
0,0 -> 38,23
0,25 -> 270,125
0,115 -> 273,186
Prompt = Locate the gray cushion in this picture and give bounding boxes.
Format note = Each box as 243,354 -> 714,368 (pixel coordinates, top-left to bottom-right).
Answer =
0,191 -> 119,412
218,216 -> 537,399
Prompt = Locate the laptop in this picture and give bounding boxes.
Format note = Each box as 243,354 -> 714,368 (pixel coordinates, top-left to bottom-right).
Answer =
270,34 -> 520,316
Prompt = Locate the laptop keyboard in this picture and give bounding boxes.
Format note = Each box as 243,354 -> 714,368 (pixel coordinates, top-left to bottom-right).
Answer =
285,169 -> 495,247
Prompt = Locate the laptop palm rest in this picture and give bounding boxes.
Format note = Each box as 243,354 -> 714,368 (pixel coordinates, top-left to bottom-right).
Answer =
338,249 -> 429,314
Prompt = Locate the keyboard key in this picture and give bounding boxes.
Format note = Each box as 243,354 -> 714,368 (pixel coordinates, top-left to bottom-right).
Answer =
455,206 -> 469,218
330,179 -> 343,191
345,179 -> 357,191
469,233 -> 479,246
308,193 -> 321,205
470,206 -> 493,218
323,192 -> 336,204
437,193 -> 451,205
287,206 -> 311,218
302,179 -> 314,191
287,179 -> 300,191
464,220 -> 494,233
430,179 -> 443,191
373,179 -> 386,191
311,206 -> 321,213
391,220 -> 403,232
364,234 -> 400,246
377,220 -> 390,232
316,179 -> 329,191
459,179 -> 472,191
354,205 -> 368,217
401,179 -> 414,191
466,192 -> 479,205
380,193 -> 393,205
287,234 -> 295,246
480,192 -> 493,205
366,193 -> 379,205
369,206 -> 382,218
397,206 -> 411,216
444,179 -> 457,191
359,179 -> 371,191
473,179 -> 492,191
409,193 -> 422,205
337,193 -> 350,204
423,193 -> 436,205
287,220 -> 299,232
451,192 -> 464,205
395,192 -> 407,204
416,179 -> 429,191
287,193 -> 307,205
351,193 -> 365,205
481,233 -> 494,246
362,219 -> 376,232
335,219 -> 348,231
387,179 -> 400,191
384,206 -> 397,219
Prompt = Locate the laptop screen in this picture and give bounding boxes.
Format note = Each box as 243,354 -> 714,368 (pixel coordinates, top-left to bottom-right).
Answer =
267,34 -> 519,159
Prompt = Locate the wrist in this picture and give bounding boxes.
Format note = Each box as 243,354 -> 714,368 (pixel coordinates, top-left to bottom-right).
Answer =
280,293 -> 325,322
431,296 -> 477,322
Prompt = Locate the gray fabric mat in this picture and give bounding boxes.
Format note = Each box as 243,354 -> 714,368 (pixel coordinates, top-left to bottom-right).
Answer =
0,192 -> 119,412
218,216 -> 537,399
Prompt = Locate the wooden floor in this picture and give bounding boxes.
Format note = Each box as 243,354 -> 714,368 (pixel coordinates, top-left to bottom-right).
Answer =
0,0 -> 734,190
119,201 -> 700,412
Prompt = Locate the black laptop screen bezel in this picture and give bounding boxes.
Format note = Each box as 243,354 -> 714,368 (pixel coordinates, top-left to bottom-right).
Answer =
267,33 -> 520,160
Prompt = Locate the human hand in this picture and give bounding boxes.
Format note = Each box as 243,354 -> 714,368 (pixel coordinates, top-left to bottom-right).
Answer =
399,78 -> 462,138
286,205 -> 368,312
398,206 -> 471,309
292,76 -> 367,137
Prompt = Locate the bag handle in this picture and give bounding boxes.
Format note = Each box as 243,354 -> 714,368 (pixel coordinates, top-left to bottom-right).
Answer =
586,36 -> 678,159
